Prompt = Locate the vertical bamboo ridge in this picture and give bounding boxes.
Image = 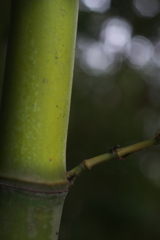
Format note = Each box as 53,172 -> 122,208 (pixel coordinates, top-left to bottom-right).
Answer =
0,0 -> 78,185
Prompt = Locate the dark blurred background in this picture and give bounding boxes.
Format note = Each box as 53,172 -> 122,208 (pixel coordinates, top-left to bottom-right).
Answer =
1,1 -> 160,240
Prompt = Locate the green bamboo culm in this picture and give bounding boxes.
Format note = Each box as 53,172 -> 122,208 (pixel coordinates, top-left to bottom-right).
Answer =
0,0 -> 78,239
0,0 -> 78,185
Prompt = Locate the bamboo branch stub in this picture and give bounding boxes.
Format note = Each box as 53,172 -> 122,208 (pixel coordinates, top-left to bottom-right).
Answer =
67,130 -> 160,183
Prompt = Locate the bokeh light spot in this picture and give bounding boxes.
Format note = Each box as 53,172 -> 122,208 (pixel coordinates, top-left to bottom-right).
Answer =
133,0 -> 160,17
153,41 -> 160,67
81,0 -> 111,13
125,36 -> 153,68
80,41 -> 114,75
101,18 -> 132,53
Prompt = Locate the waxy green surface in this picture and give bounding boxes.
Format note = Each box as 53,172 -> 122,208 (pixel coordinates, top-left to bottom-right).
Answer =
0,188 -> 67,240
0,0 -> 78,185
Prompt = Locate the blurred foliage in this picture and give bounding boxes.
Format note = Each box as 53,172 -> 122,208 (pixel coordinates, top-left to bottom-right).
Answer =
1,1 -> 160,240
61,1 -> 160,240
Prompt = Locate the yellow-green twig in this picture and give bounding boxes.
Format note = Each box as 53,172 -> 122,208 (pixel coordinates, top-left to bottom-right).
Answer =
67,129 -> 160,182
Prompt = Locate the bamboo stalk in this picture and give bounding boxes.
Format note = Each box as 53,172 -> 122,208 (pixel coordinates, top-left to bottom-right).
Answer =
0,0 -> 78,239
0,0 -> 78,186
